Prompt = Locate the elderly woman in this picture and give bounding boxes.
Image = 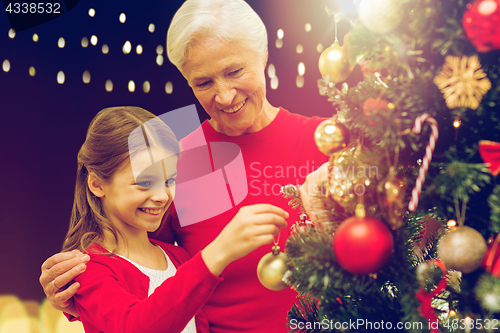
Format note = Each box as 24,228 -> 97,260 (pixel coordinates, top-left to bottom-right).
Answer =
39,0 -> 327,332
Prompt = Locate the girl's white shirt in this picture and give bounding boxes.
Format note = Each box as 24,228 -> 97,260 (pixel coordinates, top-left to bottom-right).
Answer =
118,246 -> 197,333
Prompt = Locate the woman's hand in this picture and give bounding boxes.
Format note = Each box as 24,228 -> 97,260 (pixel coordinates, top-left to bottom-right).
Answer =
201,204 -> 289,276
299,162 -> 329,222
39,250 -> 90,317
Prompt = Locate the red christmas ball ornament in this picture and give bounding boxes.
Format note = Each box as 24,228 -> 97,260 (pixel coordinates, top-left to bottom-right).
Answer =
463,0 -> 500,52
333,215 -> 394,274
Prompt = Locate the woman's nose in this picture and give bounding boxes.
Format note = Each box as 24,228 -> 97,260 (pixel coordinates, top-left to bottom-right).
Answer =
215,82 -> 237,106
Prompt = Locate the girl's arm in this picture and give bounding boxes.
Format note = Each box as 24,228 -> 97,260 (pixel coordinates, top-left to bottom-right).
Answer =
75,251 -> 220,333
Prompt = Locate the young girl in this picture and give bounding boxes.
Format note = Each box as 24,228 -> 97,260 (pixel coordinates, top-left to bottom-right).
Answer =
62,106 -> 288,333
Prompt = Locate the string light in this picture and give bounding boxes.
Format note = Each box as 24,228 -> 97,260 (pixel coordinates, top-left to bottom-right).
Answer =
447,220 -> 457,227
165,81 -> 173,94
57,71 -> 65,84
296,75 -> 304,88
105,80 -> 113,92
102,44 -> 109,54
453,119 -> 461,128
156,45 -> 164,54
156,55 -> 164,66
29,66 -> 35,76
88,8 -> 95,17
267,64 -> 275,78
119,13 -> 126,23
305,23 -> 311,32
81,37 -> 89,48
58,37 -> 65,48
136,45 -> 143,54
32,34 -> 39,42
2,59 -> 11,72
298,62 -> 305,75
277,29 -> 284,39
128,80 -> 135,92
148,24 -> 155,33
90,35 -> 98,46
275,39 -> 283,49
82,70 -> 91,83
143,81 -> 150,93
123,41 -> 131,54
270,76 -> 279,90
296,44 -> 303,54
8,29 -> 15,39
317,43 -> 324,53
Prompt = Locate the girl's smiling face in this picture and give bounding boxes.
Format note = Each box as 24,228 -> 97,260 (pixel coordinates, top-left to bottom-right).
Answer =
98,147 -> 178,236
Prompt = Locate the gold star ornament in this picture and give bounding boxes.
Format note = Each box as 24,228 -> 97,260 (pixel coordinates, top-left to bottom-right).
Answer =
433,55 -> 491,110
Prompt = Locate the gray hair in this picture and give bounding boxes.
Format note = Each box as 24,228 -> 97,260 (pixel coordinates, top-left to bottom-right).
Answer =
167,0 -> 268,72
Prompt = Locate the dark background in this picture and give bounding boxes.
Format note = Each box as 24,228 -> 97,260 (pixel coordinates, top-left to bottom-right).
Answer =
0,0 -> 354,302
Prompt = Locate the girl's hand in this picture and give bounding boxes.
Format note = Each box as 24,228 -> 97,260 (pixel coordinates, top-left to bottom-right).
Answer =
201,204 -> 289,276
39,250 -> 90,317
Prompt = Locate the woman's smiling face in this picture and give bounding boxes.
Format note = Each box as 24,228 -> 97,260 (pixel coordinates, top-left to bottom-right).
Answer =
182,38 -> 270,136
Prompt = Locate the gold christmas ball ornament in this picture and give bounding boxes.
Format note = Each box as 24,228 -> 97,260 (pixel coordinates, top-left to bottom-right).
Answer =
257,246 -> 289,291
318,41 -> 353,83
314,119 -> 350,156
438,226 -> 487,274
377,168 -> 407,229
358,0 -> 404,34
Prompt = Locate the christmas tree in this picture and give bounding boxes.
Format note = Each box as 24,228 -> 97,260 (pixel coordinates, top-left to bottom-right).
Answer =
277,0 -> 500,331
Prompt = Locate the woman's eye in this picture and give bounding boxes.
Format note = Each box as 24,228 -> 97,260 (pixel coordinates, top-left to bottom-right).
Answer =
166,178 -> 176,187
136,181 -> 152,188
230,68 -> 242,75
197,81 -> 211,87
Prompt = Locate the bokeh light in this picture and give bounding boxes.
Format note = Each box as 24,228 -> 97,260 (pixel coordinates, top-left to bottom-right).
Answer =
296,75 -> 304,88
136,45 -> 143,54
119,13 -> 126,23
143,81 -> 150,93
148,24 -> 155,33
90,35 -> 98,46
2,59 -> 11,72
88,8 -> 95,17
165,81 -> 173,94
58,37 -> 65,48
32,34 -> 39,42
82,70 -> 91,83
123,41 -> 131,54
102,44 -> 109,54
128,80 -> 135,92
296,44 -> 303,54
305,23 -> 311,32
298,62 -> 305,75
270,76 -> 279,90
267,64 -> 275,78
29,66 -> 36,77
156,54 -> 164,66
105,80 -> 113,92
317,43 -> 324,53
277,29 -> 284,39
8,29 -> 15,39
275,39 -> 283,49
57,71 -> 65,84
81,37 -> 89,48
156,45 -> 164,54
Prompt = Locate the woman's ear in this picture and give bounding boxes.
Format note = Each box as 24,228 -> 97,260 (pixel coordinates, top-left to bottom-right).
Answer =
88,173 -> 105,197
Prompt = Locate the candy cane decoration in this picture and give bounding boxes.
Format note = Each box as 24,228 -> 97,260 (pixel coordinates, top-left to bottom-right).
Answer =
408,114 -> 439,212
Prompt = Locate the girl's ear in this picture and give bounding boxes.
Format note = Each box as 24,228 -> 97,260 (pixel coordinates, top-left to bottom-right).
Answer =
88,173 -> 105,198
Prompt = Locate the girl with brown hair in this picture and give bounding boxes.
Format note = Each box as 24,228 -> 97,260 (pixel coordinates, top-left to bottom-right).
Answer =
62,106 -> 288,333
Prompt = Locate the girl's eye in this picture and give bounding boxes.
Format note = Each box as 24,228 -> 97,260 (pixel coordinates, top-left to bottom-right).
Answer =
166,178 -> 176,187
136,181 -> 152,188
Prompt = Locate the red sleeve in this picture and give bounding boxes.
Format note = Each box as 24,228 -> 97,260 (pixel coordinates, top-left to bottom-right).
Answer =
74,252 -> 222,333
